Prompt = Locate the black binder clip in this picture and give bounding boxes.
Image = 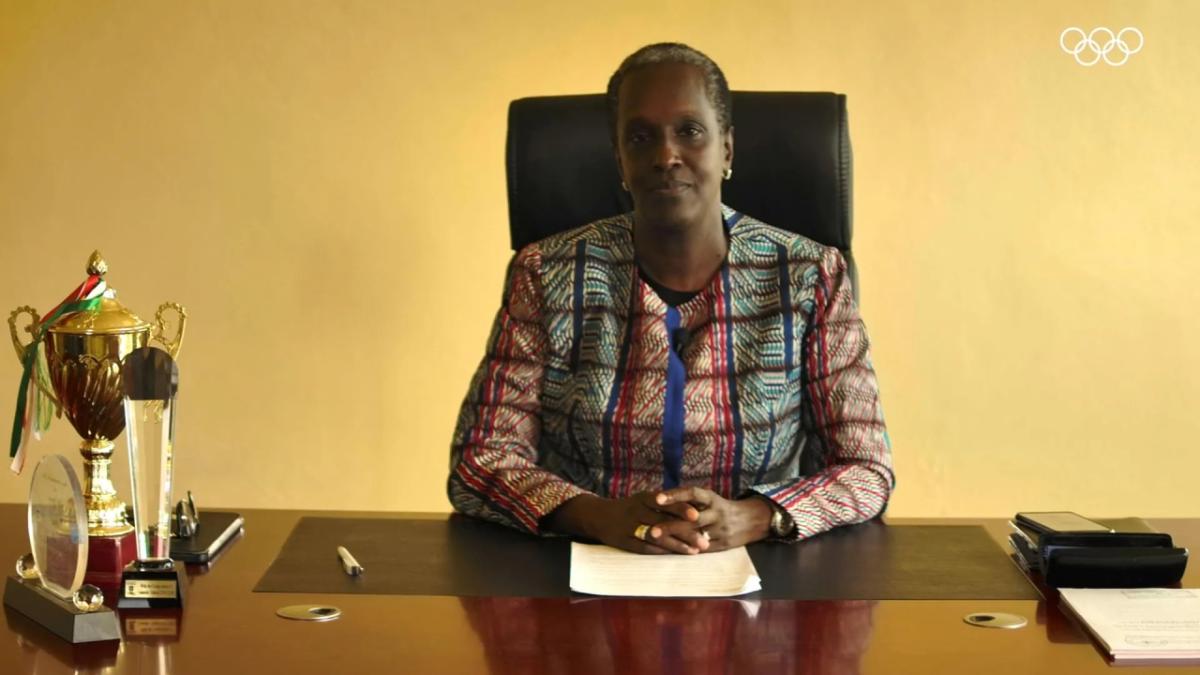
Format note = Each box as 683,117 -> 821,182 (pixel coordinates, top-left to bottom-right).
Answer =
172,491 -> 198,538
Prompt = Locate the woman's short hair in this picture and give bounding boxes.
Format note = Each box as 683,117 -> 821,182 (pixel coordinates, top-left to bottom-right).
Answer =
605,42 -> 733,145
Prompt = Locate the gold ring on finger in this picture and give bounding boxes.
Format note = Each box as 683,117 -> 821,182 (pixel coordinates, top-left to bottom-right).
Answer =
633,524 -> 651,541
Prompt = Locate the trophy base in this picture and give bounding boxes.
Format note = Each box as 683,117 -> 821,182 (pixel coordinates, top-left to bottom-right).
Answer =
84,530 -> 138,594
2,575 -> 121,643
117,560 -> 187,610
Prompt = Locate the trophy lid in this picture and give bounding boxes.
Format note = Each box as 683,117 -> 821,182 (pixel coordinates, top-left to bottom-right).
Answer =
47,251 -> 152,336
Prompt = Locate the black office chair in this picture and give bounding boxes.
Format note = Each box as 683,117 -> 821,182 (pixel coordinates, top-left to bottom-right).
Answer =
505,92 -> 858,299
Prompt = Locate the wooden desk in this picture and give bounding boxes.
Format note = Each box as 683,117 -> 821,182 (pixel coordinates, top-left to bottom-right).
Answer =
0,506 -> 1195,674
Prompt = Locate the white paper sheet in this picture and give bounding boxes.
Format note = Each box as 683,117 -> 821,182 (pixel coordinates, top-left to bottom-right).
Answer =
569,542 -> 762,597
1059,588 -> 1200,662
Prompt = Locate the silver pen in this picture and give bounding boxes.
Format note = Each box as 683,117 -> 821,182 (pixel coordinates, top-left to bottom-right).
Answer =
337,545 -> 364,576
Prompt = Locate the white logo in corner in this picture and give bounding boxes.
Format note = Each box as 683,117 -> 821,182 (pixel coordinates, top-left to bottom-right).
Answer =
1060,27 -> 1144,66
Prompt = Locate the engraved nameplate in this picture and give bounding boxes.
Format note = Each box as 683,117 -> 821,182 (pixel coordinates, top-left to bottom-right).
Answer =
123,579 -> 178,599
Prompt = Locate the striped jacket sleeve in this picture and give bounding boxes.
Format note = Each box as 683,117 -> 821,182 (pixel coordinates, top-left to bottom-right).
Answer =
447,245 -> 590,534
748,247 -> 895,540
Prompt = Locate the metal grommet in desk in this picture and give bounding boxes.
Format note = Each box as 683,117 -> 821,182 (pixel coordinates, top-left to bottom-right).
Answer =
964,612 -> 1027,629
277,605 -> 342,622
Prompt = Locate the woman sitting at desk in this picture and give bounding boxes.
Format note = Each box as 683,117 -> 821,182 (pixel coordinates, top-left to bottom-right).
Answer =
449,43 -> 894,555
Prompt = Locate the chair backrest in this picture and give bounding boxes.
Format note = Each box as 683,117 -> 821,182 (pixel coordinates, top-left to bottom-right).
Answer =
505,91 -> 857,296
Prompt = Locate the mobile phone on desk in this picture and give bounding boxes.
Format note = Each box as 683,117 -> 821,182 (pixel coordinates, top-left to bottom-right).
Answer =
170,511 -> 245,564
1014,511 -> 1114,535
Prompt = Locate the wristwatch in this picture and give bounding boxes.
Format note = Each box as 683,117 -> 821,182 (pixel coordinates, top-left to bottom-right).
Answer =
763,498 -> 796,539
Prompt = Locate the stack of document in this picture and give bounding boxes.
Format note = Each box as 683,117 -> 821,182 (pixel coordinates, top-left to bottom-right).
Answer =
1059,588 -> 1200,664
569,543 -> 762,597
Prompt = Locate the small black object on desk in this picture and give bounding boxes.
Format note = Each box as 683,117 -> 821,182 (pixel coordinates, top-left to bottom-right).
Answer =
1010,513 -> 1189,588
169,492 -> 245,565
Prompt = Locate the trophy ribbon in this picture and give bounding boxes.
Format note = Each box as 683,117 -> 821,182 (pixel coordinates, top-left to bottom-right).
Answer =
8,275 -> 106,474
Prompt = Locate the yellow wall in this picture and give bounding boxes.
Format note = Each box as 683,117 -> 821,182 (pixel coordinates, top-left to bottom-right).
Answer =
2,1 -> 1197,517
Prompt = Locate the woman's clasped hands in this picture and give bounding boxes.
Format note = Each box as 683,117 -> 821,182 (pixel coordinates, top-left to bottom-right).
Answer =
547,487 -> 773,555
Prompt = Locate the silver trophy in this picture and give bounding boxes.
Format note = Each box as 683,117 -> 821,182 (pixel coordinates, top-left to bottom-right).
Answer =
2,454 -> 120,642
117,346 -> 186,609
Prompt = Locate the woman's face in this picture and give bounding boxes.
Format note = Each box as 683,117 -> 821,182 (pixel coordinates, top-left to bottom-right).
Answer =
615,62 -> 733,229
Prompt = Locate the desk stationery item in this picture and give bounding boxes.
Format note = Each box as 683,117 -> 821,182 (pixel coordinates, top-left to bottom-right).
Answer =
172,491 -> 198,538
337,546 -> 364,576
169,508 -> 245,565
2,454 -> 120,643
1009,514 -> 1188,588
168,492 -> 244,564
1059,588 -> 1200,664
569,543 -> 761,597
7,251 -> 187,591
117,347 -> 186,609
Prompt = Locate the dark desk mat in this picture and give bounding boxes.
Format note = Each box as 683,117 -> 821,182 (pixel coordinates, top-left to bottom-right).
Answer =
254,516 -> 1038,600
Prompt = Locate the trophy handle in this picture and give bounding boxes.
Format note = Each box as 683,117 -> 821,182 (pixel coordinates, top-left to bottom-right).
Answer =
152,302 -> 187,359
7,306 -> 61,408
8,306 -> 39,363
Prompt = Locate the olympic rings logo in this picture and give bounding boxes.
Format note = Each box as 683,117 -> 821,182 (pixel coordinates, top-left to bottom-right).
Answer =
1060,27 -> 1144,66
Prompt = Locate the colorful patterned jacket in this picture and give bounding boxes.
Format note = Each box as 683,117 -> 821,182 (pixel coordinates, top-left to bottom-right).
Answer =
449,206 -> 894,540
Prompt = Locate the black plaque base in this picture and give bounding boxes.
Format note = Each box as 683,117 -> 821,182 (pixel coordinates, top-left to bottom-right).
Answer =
117,560 -> 187,609
2,575 -> 121,643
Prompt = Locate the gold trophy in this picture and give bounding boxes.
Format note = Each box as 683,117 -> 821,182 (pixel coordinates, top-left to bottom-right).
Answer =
8,251 -> 185,591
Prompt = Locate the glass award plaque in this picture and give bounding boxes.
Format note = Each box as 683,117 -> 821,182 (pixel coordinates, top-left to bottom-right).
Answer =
27,455 -> 88,599
118,346 -> 187,609
2,454 -> 121,643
